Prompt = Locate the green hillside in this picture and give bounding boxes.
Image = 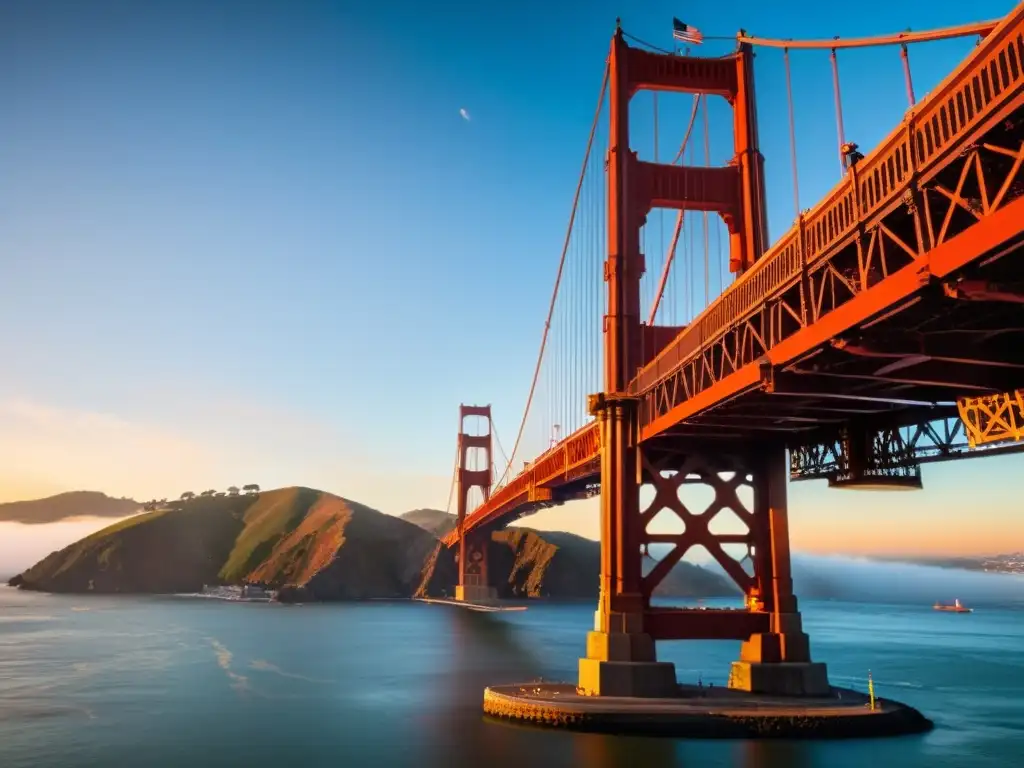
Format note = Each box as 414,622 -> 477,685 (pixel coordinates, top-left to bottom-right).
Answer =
400,508 -> 457,537
0,491 -> 141,524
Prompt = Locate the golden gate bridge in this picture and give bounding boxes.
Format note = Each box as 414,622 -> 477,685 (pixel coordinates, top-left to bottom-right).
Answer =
432,0 -> 1024,729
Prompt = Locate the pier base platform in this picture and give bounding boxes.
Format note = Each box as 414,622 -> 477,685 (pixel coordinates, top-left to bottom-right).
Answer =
482,682 -> 933,739
456,585 -> 497,602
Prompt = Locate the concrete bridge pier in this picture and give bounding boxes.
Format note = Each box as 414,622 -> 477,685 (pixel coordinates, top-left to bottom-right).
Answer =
455,528 -> 497,602
578,603 -> 678,698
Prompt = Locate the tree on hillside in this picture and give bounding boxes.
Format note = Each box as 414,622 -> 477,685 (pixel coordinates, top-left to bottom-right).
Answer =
143,500 -> 157,512
180,491 -> 195,501
227,486 -> 240,496
243,484 -> 260,495
200,489 -> 216,497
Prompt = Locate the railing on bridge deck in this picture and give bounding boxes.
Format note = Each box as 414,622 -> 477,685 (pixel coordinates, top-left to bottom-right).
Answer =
631,7 -> 1024,417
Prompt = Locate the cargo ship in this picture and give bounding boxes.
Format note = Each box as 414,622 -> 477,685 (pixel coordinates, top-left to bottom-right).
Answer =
933,598 -> 973,613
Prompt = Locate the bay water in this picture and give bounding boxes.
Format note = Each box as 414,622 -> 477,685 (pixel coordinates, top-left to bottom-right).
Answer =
0,586 -> 1020,767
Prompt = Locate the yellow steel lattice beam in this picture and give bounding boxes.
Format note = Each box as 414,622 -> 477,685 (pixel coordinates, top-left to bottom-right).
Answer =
957,390 -> 1024,448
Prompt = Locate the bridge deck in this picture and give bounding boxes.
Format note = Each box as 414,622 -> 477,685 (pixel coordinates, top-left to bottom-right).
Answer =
444,5 -> 1024,547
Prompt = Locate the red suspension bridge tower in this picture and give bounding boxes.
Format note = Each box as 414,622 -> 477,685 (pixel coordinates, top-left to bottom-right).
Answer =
577,25 -> 826,697
454,404 -> 496,603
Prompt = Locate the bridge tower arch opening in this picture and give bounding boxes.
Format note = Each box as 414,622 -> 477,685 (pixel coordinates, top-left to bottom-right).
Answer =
578,28 -> 828,698
455,404 -> 498,603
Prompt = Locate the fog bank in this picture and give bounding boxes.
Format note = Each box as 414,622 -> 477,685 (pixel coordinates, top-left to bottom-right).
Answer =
791,554 -> 1024,608
0,517 -> 135,576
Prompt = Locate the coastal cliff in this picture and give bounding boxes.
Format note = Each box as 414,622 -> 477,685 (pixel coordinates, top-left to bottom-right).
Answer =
8,491 -> 735,601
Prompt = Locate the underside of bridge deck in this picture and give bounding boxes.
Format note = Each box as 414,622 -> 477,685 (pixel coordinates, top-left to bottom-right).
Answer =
649,232 -> 1024,450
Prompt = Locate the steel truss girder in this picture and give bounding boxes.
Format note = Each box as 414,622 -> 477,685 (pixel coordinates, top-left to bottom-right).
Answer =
957,388 -> 1024,447
789,412 -> 1024,482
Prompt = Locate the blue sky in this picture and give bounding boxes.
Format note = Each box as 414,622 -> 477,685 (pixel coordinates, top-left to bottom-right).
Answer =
0,0 -> 1020,556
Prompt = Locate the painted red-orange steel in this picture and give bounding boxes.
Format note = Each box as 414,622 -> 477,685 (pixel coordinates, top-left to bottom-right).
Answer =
732,42 -> 770,275
601,29 -> 640,612
737,19 -> 999,49
455,405 -> 493,591
639,184 -> 1024,442
447,2 -> 1024,545
617,44 -> 766,276
439,422 -> 599,547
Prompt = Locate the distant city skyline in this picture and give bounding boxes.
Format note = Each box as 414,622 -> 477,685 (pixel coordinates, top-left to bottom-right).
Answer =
1,0 -> 1021,561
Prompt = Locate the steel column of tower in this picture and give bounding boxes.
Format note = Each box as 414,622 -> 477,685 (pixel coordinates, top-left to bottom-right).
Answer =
455,404 -> 497,602
732,36 -> 770,275
578,28 -> 827,697
728,445 -> 829,694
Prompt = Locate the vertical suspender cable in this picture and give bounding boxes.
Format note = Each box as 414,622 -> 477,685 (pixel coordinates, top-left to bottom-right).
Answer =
900,43 -> 916,107
648,213 -> 684,325
648,94 -> 701,325
829,46 -> 847,176
445,436 -> 459,515
494,61 -> 610,489
783,47 -> 801,219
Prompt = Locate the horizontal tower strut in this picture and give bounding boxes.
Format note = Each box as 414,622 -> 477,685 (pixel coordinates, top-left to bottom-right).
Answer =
738,20 -> 998,50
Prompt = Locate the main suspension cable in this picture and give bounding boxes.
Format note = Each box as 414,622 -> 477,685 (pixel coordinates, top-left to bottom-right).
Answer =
829,48 -> 847,177
783,47 -> 800,219
490,416 -> 510,478
648,94 -> 701,325
444,437 -> 459,516
737,19 -> 998,49
494,60 -> 611,490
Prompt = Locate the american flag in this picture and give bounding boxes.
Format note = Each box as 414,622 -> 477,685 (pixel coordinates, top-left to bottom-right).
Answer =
672,18 -> 703,45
